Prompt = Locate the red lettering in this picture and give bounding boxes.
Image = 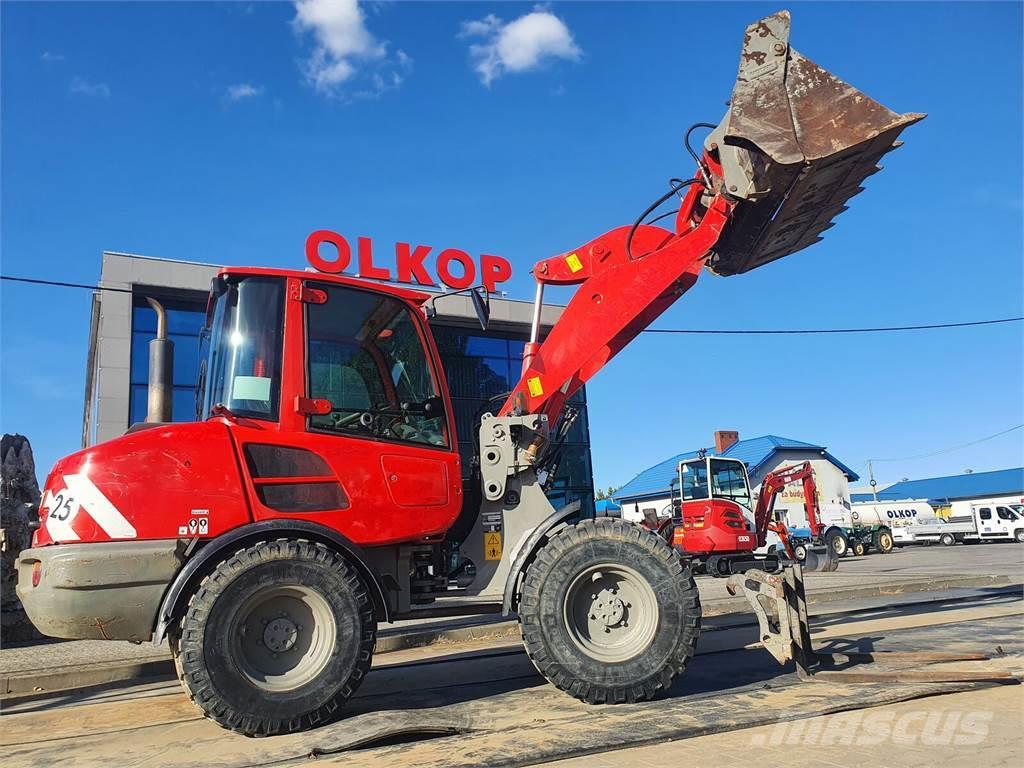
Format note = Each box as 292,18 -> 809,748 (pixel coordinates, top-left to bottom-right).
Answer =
396,243 -> 435,286
305,230 -> 351,274
436,249 -> 476,290
357,236 -> 391,281
480,254 -> 512,293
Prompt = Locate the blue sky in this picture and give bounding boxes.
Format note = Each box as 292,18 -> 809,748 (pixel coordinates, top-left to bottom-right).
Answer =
2,1 -> 1022,491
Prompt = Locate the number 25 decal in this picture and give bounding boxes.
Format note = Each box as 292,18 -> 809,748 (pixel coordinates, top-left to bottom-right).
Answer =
49,492 -> 74,522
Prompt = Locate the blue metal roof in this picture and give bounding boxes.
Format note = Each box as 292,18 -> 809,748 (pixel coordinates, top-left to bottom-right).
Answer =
614,435 -> 860,503
850,467 -> 1024,504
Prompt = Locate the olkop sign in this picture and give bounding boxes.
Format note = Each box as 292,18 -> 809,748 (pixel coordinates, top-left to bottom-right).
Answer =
305,230 -> 513,293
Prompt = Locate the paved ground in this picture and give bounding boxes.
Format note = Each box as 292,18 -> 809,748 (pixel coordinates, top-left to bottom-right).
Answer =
548,683 -> 1024,768
3,587 -> 1021,768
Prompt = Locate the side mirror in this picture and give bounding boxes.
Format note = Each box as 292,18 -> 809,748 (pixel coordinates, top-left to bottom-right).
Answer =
470,287 -> 490,331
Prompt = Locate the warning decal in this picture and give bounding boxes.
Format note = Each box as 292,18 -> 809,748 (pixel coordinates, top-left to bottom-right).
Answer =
484,532 -> 502,561
566,252 -> 583,273
527,377 -> 544,397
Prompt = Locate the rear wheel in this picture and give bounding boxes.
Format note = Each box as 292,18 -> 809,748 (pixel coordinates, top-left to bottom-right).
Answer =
873,528 -> 895,554
940,533 -> 956,547
518,518 -> 700,704
170,539 -> 375,736
826,529 -> 848,557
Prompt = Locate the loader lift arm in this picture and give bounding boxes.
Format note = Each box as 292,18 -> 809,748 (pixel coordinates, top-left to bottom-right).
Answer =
501,8 -> 922,429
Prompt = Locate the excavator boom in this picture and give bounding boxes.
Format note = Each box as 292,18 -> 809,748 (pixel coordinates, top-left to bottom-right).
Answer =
501,10 -> 923,423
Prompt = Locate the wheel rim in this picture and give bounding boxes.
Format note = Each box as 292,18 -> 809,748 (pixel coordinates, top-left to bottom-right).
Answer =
795,545 -> 807,561
563,563 -> 659,663
229,585 -> 337,692
831,536 -> 847,555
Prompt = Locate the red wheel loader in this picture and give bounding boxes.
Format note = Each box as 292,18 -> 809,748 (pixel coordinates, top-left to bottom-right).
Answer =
17,11 -> 927,736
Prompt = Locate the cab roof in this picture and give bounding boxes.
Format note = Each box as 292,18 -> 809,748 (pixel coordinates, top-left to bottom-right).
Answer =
216,266 -> 432,305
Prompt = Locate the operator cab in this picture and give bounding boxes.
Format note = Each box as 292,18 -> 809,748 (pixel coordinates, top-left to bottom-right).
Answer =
677,456 -> 754,513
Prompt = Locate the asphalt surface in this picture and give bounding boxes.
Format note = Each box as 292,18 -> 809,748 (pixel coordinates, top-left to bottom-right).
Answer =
2,539 -> 1022,767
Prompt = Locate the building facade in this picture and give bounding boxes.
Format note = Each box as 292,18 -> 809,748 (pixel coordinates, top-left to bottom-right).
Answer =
83,251 -> 595,514
613,432 -> 860,524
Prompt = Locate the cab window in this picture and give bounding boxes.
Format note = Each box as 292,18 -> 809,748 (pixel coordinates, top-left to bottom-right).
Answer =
709,459 -> 752,509
996,506 -> 1017,521
306,283 -> 448,448
680,461 -> 709,501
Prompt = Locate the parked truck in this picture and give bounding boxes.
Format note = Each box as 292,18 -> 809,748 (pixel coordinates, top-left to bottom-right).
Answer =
909,503 -> 1024,546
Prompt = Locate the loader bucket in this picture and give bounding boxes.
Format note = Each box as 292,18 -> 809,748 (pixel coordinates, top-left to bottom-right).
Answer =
705,10 -> 925,276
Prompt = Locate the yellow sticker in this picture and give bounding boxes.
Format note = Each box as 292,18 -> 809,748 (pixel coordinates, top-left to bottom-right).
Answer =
484,532 -> 502,561
527,376 -> 544,397
566,252 -> 583,273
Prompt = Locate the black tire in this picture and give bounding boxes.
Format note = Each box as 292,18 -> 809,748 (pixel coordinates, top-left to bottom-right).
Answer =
826,529 -> 848,557
793,543 -> 808,562
852,541 -> 866,557
873,528 -> 895,554
940,533 -> 956,547
1015,529 -> 1024,544
518,518 -> 700,704
170,539 -> 375,736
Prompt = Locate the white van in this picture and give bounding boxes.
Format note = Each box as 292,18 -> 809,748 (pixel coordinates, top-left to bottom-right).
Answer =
850,501 -> 936,545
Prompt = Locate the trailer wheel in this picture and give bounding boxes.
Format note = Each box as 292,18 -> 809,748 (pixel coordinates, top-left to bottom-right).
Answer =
873,528 -> 895,554
518,518 -> 700,704
940,532 -> 956,547
170,539 -> 375,737
826,529 -> 848,557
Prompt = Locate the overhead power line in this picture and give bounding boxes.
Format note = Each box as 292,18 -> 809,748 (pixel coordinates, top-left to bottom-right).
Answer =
642,317 -> 1023,335
3,274 -> 1022,335
869,424 -> 1024,464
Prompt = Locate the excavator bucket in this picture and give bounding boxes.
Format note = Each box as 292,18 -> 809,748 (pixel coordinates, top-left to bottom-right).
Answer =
800,544 -> 839,573
705,10 -> 925,276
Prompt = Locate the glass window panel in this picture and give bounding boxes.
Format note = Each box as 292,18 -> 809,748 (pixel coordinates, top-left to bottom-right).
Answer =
130,332 -> 151,385
171,386 -> 199,422
442,356 -> 510,398
129,384 -> 147,425
170,333 -> 200,387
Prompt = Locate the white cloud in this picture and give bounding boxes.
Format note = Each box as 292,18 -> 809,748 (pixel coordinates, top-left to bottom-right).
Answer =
292,0 -> 410,98
459,7 -> 582,86
41,51 -> 65,63
69,76 -> 110,98
225,83 -> 264,102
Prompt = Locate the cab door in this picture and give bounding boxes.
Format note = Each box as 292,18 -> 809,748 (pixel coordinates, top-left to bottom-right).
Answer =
245,278 -> 462,547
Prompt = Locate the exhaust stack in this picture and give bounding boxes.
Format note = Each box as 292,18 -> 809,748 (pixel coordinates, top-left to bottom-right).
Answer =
145,297 -> 174,424
705,10 -> 925,276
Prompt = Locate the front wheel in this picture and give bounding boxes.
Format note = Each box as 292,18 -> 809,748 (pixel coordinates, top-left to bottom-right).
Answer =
171,539 -> 376,736
518,518 -> 700,704
1015,529 -> 1024,543
873,528 -> 895,554
852,541 -> 866,557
